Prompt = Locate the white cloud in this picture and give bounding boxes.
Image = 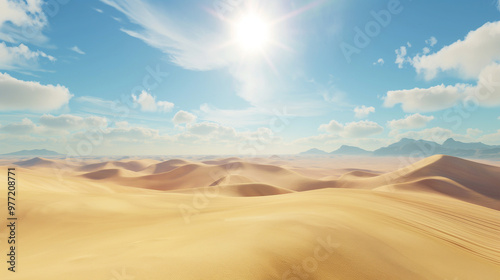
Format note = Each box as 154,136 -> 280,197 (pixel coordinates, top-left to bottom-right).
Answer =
395,45 -> 407,68
0,42 -> 55,71
384,63 -> 500,112
0,115 -> 108,138
172,110 -> 196,124
354,105 -> 375,118
187,122 -> 218,136
157,101 -> 174,112
479,129 -> 500,144
0,118 -> 38,134
319,120 -> 343,133
413,21 -> 500,80
114,121 -> 128,128
94,8 -> 103,13
0,0 -> 49,44
343,121 -> 384,138
466,128 -> 483,137
319,120 -> 383,138
73,125 -> 162,143
373,58 -> 384,66
425,36 -> 437,47
384,83 -> 469,113
0,72 -> 72,112
103,126 -> 160,141
472,62 -> 500,106
388,113 -> 434,130
39,114 -> 107,130
133,91 -> 156,111
422,47 -> 430,54
132,91 -> 174,112
186,122 -> 236,137
70,46 -> 85,55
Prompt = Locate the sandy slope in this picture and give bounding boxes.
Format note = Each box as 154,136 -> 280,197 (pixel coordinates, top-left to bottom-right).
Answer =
0,155 -> 499,279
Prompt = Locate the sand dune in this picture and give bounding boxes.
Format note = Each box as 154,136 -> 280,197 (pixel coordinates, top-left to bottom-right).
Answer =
1,154 -> 499,279
202,157 -> 241,165
79,161 -> 329,191
171,182 -> 295,197
19,155 -> 500,210
383,155 -> 500,199
80,168 -> 136,180
79,159 -> 161,173
209,174 -> 256,185
13,157 -> 71,169
143,159 -> 192,174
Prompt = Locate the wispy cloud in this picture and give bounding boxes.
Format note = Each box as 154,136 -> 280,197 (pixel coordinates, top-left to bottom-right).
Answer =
100,0 -> 235,70
373,58 -> 384,66
0,0 -> 49,45
70,46 -> 85,55
425,36 -> 437,47
0,42 -> 55,71
395,45 -> 408,68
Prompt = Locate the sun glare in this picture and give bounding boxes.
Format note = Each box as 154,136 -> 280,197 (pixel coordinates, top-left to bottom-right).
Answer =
234,15 -> 270,51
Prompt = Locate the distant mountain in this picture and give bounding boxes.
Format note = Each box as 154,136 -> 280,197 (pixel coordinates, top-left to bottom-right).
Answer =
299,148 -> 328,155
330,145 -> 371,155
441,138 -> 493,150
300,138 -> 500,159
1,149 -> 62,156
374,138 -> 499,158
373,138 -> 446,156
478,148 -> 500,156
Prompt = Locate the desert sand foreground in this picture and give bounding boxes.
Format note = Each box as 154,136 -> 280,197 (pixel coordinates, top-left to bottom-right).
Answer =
0,155 -> 499,279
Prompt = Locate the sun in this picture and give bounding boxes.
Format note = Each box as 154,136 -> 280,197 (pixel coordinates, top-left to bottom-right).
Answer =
234,14 -> 270,52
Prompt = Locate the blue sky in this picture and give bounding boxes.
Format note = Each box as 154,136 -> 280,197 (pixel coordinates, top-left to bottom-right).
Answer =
1,0 -> 500,155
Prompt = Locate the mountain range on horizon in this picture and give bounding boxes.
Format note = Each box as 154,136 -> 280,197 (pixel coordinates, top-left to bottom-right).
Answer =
300,138 -> 500,158
3,138 -> 500,159
1,149 -> 63,157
